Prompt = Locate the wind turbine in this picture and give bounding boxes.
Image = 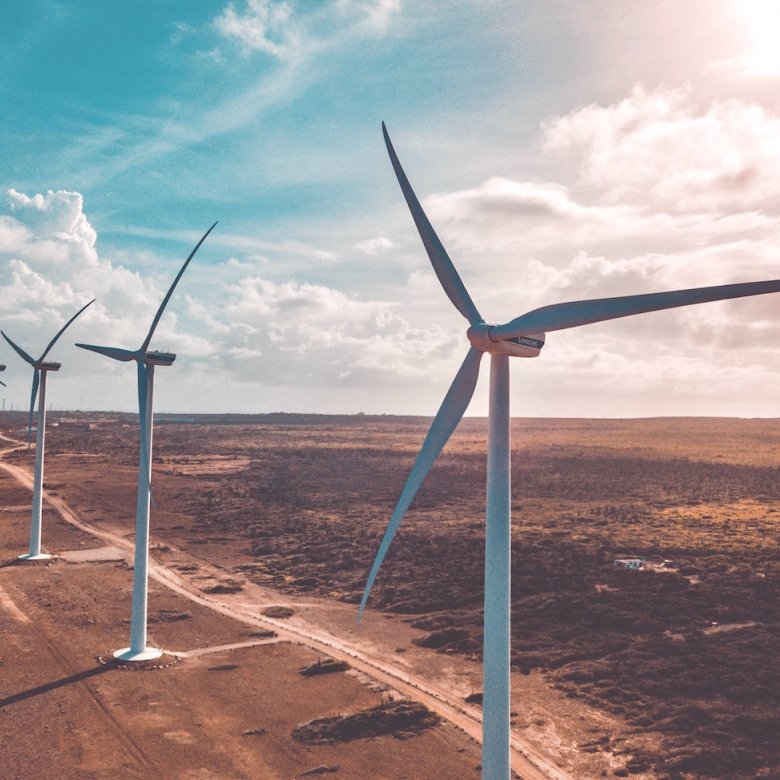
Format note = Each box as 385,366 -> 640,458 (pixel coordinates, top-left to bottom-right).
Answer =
359,123 -> 780,780
0,364 -> 6,387
76,222 -> 216,662
2,300 -> 95,561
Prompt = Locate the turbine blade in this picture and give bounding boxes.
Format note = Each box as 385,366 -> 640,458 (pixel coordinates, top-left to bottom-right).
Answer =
76,344 -> 138,362
39,299 -> 95,362
28,368 -> 40,444
382,123 -> 483,326
0,379 -> 5,388
491,279 -> 780,340
358,346 -> 483,621
1,332 -> 36,365
140,222 -> 218,353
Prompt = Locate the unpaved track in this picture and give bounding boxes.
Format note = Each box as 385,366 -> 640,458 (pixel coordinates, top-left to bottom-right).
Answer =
0,441 -> 573,780
170,638 -> 281,659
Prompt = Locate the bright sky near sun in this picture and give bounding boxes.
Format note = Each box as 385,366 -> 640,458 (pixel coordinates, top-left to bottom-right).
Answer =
2,0 -> 780,417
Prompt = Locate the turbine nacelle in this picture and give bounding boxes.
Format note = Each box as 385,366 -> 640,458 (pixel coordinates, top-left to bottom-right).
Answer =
145,351 -> 176,367
76,344 -> 177,367
2,299 -> 95,445
467,323 -> 544,358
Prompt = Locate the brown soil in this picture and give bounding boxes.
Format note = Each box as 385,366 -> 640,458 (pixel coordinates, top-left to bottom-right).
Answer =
0,442 -> 480,779
5,412 -> 779,778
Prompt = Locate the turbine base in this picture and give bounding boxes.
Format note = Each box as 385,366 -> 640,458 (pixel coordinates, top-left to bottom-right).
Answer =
113,646 -> 163,662
17,552 -> 52,562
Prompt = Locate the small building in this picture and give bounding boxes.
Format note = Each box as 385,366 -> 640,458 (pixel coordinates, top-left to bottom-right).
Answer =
614,557 -> 645,570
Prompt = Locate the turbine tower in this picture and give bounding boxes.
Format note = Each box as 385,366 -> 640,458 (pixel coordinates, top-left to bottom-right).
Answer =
77,223 -> 216,662
2,300 -> 95,561
360,123 -> 780,780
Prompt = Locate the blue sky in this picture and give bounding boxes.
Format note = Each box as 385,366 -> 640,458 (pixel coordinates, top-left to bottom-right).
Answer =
3,0 -> 780,416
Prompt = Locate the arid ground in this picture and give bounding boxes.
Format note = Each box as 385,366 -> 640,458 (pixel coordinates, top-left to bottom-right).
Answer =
1,413 -> 778,779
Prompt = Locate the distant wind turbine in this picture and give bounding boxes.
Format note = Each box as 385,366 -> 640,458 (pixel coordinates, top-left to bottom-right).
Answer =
77,222 -> 216,662
2,300 -> 95,560
359,123 -> 780,780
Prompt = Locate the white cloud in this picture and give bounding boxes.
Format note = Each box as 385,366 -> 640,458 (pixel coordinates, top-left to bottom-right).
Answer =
3,189 -> 100,278
215,0 -> 299,58
0,189 -> 180,359
336,0 -> 402,33
373,86 -> 780,414
542,84 -> 780,212
425,177 -> 636,252
417,173 -> 775,290
0,188 -> 459,410
6,189 -> 98,248
353,236 -> 396,255
7,74 -> 780,416
204,274 -> 456,388
54,1 -> 405,191
213,0 -> 401,59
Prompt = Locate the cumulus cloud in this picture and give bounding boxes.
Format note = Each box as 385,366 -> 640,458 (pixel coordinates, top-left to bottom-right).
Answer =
1,189 -> 100,277
202,274 -> 459,388
6,189 -> 97,248
397,87 -> 780,334
0,187 -> 456,412
419,174 -> 775,286
0,189 -> 189,358
6,78 -> 780,416
376,85 -> 780,412
542,84 -> 780,212
425,177 -> 636,253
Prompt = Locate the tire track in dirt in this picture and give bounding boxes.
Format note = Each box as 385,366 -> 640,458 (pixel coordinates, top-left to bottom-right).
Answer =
0,582 -> 31,623
0,443 -> 572,780
0,576 -> 158,775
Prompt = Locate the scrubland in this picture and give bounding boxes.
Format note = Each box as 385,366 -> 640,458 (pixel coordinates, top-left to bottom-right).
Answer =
7,413 -> 780,778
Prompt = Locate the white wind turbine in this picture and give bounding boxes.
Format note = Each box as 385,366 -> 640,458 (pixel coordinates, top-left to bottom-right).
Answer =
77,222 -> 216,662
2,300 -> 95,561
359,123 -> 780,780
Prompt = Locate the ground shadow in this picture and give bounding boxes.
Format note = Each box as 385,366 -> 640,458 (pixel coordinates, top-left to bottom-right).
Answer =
0,558 -> 55,568
0,660 -> 117,707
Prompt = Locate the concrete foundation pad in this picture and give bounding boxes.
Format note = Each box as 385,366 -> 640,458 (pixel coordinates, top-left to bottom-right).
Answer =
59,546 -> 127,563
113,646 -> 163,662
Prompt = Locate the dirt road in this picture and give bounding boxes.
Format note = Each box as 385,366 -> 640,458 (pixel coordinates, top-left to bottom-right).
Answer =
0,438 -> 572,780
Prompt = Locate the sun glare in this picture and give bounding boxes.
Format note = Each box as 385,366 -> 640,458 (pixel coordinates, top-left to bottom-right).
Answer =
739,0 -> 780,73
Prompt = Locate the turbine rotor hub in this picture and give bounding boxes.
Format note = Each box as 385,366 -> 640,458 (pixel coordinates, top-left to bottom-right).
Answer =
466,323 -> 544,358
